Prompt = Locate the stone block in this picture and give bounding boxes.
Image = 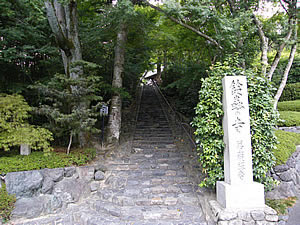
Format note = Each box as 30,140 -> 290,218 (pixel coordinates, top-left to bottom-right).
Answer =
164,197 -> 177,205
250,210 -> 265,221
53,177 -> 89,204
64,167 -> 76,177
20,144 -> 31,155
243,222 -> 255,225
265,214 -> 278,222
218,210 -> 238,221
237,211 -> 252,221
5,170 -> 43,198
274,165 -> 289,173
278,171 -> 293,182
90,181 -> 99,192
12,195 -> 62,219
217,181 -> 265,209
218,221 -> 229,225
12,197 -> 44,219
228,220 -> 242,225
150,197 -> 163,205
41,178 -> 55,194
264,206 -> 277,215
94,171 -> 105,181
77,166 -> 95,182
256,221 -> 276,225
94,164 -> 107,172
42,168 -> 64,182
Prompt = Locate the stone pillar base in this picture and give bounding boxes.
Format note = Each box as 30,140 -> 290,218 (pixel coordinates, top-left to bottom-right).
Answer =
209,200 -> 278,224
217,181 -> 265,209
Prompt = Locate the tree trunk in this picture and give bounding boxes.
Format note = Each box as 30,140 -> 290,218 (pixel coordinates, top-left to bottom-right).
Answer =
267,28 -> 292,80
273,42 -> 297,109
253,13 -> 269,78
106,23 -> 127,145
45,0 -> 86,147
274,11 -> 297,109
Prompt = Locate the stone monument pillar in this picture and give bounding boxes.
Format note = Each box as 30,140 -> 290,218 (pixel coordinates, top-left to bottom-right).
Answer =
20,144 -> 31,156
217,76 -> 265,209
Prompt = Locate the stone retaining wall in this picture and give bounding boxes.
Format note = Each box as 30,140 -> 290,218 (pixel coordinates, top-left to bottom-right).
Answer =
3,164 -> 107,219
267,146 -> 300,200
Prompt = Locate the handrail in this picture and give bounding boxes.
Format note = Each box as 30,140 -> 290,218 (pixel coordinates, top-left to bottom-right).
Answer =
131,82 -> 144,145
152,80 -> 196,148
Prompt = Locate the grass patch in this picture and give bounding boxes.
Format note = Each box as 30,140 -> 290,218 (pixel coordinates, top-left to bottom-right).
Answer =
0,148 -> 96,174
266,197 -> 297,215
278,111 -> 300,127
274,130 -> 300,165
277,100 -> 300,112
0,184 -> 16,222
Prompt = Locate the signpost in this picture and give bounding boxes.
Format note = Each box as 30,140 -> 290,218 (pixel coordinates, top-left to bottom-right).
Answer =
100,105 -> 109,145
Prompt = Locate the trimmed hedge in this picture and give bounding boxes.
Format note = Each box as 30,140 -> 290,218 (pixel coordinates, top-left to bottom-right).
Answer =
277,100 -> 300,112
279,82 -> 300,102
278,111 -> 300,127
274,130 -> 300,165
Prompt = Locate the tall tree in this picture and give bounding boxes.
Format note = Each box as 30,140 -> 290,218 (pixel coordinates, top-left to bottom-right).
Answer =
107,22 -> 128,144
44,0 -> 82,80
44,0 -> 87,146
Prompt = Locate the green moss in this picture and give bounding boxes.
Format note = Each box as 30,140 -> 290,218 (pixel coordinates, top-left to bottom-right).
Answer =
278,111 -> 300,127
0,148 -> 96,174
0,184 -> 16,222
274,130 -> 300,165
277,100 -> 300,112
266,197 -> 297,215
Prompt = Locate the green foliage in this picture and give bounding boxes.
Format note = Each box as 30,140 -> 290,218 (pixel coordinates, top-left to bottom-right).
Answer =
279,83 -> 300,102
0,0 -> 61,93
266,197 -> 297,215
0,183 -> 16,222
0,94 -> 53,152
278,111 -> 300,127
192,57 -> 279,189
0,148 -> 96,174
31,61 -> 106,147
277,100 -> 300,112
274,130 -> 300,165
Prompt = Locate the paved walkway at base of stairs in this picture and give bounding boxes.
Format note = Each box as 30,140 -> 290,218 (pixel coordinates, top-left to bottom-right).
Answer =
11,85 -> 207,225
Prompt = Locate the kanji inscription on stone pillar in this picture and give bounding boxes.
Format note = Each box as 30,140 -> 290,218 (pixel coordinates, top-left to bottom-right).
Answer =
217,76 -> 265,209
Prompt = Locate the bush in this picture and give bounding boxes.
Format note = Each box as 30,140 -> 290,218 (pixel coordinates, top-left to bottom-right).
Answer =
277,100 -> 300,112
0,94 -> 53,152
274,130 -> 300,165
279,82 -> 300,101
0,184 -> 16,222
278,111 -> 300,127
192,57 -> 279,189
0,148 -> 96,174
266,197 -> 297,215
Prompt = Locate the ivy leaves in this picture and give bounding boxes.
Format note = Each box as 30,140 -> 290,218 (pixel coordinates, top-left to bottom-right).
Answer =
192,56 -> 279,189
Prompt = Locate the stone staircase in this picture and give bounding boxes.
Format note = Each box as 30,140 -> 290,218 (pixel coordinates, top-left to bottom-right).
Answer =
92,85 -> 207,224
12,85 -> 208,225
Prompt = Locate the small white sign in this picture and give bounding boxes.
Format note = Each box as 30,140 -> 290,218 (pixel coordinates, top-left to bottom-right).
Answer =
100,105 -> 108,116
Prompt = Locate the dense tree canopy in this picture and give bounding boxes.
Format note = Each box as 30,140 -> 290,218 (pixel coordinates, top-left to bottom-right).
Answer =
0,0 -> 298,152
